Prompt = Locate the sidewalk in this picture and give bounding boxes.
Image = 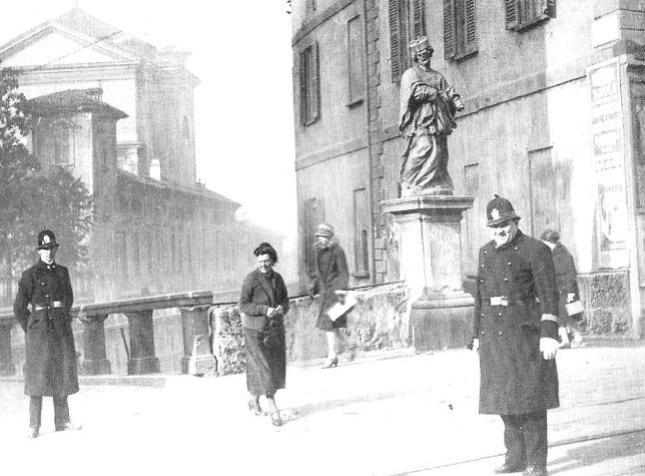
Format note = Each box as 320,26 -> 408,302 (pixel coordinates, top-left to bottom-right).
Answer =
0,338 -> 643,476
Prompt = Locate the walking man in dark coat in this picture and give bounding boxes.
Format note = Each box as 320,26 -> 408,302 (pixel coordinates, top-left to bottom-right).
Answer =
14,230 -> 81,439
471,196 -> 560,476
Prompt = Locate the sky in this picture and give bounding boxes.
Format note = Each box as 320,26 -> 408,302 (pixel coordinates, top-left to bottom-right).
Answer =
0,0 -> 297,233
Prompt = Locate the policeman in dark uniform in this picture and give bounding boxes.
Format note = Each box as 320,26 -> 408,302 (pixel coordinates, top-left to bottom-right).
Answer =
471,196 -> 560,476
14,230 -> 81,439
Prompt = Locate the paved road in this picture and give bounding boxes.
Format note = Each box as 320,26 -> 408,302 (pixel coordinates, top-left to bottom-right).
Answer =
0,338 -> 643,476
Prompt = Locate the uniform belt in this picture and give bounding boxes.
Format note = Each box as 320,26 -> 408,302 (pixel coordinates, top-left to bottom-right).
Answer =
490,296 -> 539,307
33,301 -> 63,311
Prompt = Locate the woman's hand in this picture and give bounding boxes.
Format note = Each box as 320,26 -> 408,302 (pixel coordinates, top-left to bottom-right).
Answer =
266,307 -> 276,317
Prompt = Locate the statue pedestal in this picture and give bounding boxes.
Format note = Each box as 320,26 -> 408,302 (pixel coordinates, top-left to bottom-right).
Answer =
382,195 -> 475,351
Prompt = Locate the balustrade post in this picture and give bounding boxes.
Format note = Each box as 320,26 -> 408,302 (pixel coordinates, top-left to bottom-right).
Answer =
180,304 -> 216,375
0,321 -> 16,376
80,314 -> 111,375
125,310 -> 160,375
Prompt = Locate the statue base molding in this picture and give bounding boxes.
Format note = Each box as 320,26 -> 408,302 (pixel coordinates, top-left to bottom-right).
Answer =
382,195 -> 475,351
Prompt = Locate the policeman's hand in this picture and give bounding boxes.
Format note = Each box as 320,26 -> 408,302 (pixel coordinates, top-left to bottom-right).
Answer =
470,338 -> 480,352
540,338 -> 559,360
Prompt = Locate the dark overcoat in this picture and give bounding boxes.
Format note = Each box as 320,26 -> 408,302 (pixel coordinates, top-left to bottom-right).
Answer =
14,260 -> 78,397
311,240 -> 350,331
551,243 -> 580,321
473,230 -> 560,415
238,268 -> 289,396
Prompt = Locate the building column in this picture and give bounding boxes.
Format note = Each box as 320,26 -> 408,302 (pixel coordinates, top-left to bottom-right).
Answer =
0,321 -> 16,376
180,304 -> 216,376
125,310 -> 161,375
383,195 -> 475,351
80,314 -> 112,375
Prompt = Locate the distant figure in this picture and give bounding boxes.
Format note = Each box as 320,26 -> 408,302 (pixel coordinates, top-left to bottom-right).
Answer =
399,36 -> 464,196
540,229 -> 584,349
471,196 -> 560,476
14,230 -> 82,439
309,223 -> 355,369
238,242 -> 289,426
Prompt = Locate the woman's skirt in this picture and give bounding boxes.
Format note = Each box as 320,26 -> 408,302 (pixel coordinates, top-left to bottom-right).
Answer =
244,326 -> 286,396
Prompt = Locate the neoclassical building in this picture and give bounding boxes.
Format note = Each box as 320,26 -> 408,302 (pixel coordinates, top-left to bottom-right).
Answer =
0,8 -> 282,301
291,0 -> 645,337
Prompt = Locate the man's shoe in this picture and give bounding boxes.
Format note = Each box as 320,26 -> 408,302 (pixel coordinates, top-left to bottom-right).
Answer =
27,427 -> 39,439
495,461 -> 526,473
522,465 -> 547,476
55,422 -> 82,432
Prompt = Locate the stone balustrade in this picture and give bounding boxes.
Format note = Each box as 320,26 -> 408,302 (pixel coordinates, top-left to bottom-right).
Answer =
0,290 -> 215,377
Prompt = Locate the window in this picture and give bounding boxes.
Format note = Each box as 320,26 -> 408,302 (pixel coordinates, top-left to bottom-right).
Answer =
48,120 -> 75,168
505,0 -> 556,31
353,189 -> 370,278
347,15 -> 366,106
444,0 -> 477,60
182,116 -> 190,153
300,42 -> 320,125
389,0 -> 426,82
304,197 -> 324,277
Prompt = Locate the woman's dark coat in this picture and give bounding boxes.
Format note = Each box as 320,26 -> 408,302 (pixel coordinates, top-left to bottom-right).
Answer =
473,230 -> 560,415
551,243 -> 580,322
311,240 -> 350,331
238,268 -> 289,396
14,260 -> 78,397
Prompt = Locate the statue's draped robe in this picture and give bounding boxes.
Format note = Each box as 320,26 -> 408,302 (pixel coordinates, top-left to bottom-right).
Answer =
399,64 -> 462,195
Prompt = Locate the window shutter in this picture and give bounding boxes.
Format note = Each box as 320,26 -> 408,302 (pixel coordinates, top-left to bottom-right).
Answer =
411,0 -> 426,40
505,0 -> 518,30
544,0 -> 556,18
312,42 -> 320,121
389,0 -> 404,82
464,0 -> 477,53
443,0 -> 455,59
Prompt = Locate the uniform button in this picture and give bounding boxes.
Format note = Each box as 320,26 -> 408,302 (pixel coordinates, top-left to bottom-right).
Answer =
481,264 -> 484,268
514,247 -> 518,251
504,278 -> 509,282
481,313 -> 484,317
480,279 -> 484,283
498,331 -> 503,335
484,251 -> 488,255
507,262 -> 512,266
498,312 -> 502,316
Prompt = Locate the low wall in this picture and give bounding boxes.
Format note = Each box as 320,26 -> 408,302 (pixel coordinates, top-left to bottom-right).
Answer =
211,282 -> 410,376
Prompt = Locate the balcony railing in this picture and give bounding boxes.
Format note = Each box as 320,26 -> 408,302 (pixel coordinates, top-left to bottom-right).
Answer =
0,290 -> 214,377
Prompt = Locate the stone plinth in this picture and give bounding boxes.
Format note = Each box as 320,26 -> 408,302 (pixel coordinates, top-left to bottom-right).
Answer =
180,305 -> 216,376
382,195 -> 475,351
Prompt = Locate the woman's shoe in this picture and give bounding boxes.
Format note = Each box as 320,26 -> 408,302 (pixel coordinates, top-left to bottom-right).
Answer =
322,357 -> 338,369
248,398 -> 263,416
270,411 -> 282,427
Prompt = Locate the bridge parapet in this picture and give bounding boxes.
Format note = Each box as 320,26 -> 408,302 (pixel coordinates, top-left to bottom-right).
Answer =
0,291 -> 215,377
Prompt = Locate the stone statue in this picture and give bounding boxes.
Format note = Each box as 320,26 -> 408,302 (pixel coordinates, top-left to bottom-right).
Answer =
399,36 -> 464,196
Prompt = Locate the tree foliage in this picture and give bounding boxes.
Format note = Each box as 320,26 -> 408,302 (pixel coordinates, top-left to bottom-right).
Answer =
0,68 -> 93,302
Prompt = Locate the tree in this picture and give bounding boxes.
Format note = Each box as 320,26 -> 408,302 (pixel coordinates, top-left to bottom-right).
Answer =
0,67 -> 93,304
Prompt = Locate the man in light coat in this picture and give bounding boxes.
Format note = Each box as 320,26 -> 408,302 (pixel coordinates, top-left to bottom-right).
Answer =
471,196 -> 560,476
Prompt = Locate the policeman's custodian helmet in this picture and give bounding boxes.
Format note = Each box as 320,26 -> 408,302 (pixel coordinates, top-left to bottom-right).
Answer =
37,230 -> 59,250
486,195 -> 520,227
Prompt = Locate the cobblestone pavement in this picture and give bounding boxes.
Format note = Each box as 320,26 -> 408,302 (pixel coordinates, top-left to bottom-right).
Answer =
0,338 -> 643,476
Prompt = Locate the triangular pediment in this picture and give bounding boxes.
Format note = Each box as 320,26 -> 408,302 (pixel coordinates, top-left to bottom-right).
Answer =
0,24 -> 138,67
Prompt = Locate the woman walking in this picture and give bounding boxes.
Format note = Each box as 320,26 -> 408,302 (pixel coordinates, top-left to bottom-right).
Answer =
309,223 -> 355,368
238,242 -> 289,426
540,229 -> 584,348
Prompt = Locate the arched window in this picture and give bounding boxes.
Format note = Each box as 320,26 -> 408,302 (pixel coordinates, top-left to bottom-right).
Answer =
182,116 -> 190,153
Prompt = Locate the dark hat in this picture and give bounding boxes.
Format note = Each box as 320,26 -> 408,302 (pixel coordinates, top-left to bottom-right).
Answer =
316,223 -> 335,238
486,195 -> 520,227
539,229 -> 560,243
37,230 -> 59,250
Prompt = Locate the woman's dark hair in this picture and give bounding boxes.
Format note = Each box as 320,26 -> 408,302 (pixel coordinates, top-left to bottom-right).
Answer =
254,242 -> 278,263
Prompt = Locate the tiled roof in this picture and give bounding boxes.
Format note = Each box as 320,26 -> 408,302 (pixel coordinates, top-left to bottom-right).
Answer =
26,88 -> 128,119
